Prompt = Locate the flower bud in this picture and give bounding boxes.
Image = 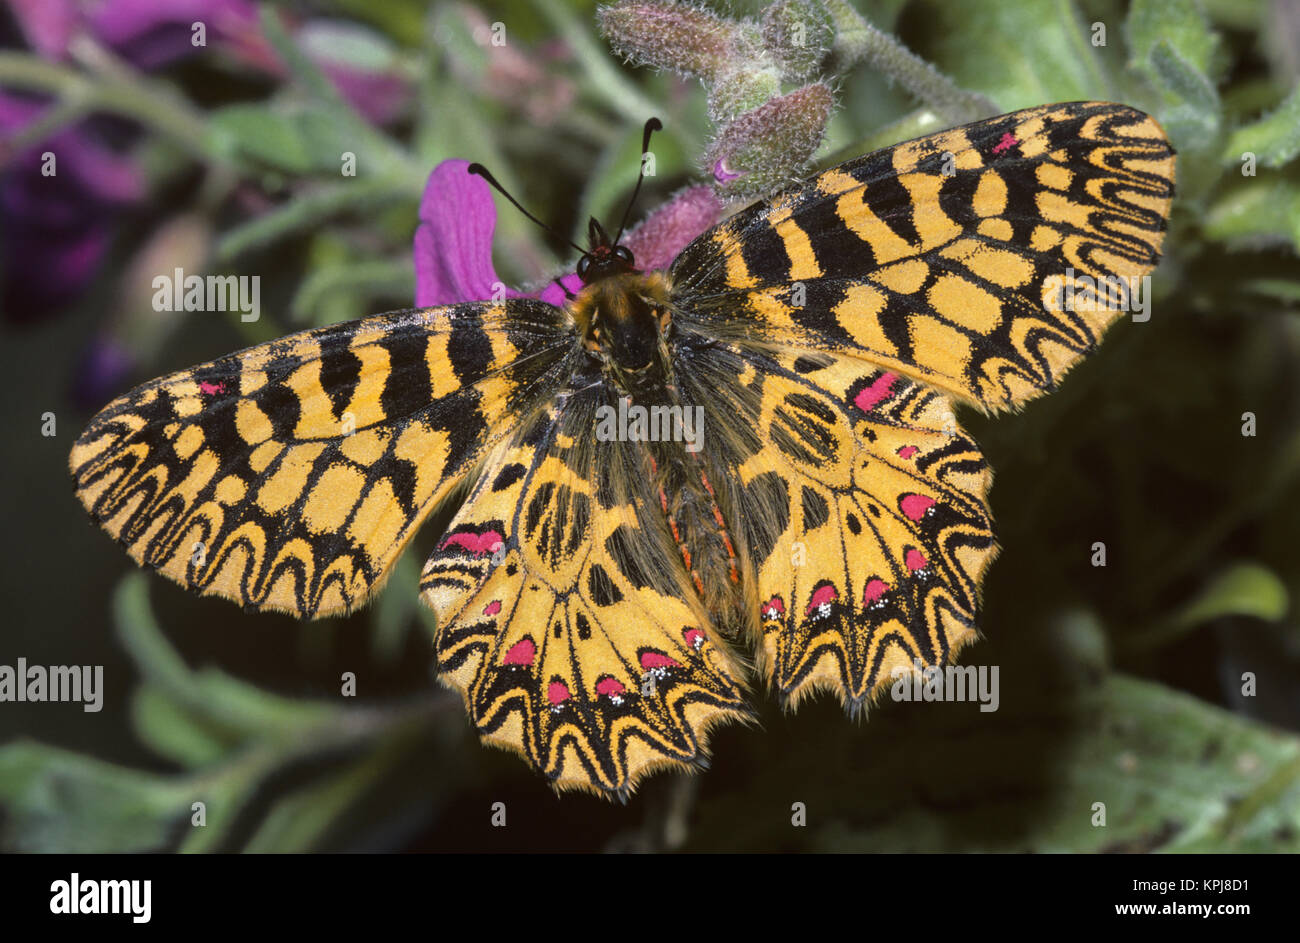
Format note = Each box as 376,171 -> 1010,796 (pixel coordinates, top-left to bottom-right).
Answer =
706,81 -> 832,197
598,1 -> 737,80
761,0 -> 835,82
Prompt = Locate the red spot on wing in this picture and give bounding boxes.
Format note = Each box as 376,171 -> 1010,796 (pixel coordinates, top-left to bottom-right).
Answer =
901,494 -> 936,521
441,529 -> 503,556
483,599 -> 502,616
640,651 -> 680,671
683,628 -> 705,649
805,583 -> 839,616
596,677 -> 627,698
199,381 -> 226,395
854,372 -> 898,412
863,578 -> 889,605
992,132 -> 1017,155
502,638 -> 535,666
547,681 -> 572,706
897,445 -> 919,460
905,549 -> 929,571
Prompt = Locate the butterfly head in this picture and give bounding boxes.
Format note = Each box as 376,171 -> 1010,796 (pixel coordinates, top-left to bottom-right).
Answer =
576,217 -> 637,284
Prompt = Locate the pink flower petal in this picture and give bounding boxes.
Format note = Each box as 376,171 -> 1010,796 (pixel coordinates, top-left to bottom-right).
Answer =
414,159 -> 520,307
624,186 -> 724,274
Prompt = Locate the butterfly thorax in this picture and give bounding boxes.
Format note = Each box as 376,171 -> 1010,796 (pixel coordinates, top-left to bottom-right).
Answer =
571,270 -> 673,382
567,269 -> 746,631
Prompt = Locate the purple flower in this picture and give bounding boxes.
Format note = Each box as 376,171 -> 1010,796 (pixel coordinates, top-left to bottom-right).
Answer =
413,159 -> 724,308
4,0 -> 411,124
6,0 -> 258,68
0,92 -> 143,323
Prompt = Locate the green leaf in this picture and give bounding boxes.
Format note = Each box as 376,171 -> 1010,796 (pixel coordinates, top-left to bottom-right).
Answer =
216,179 -> 413,261
1204,179 -> 1300,251
0,741 -> 193,852
291,257 -> 415,326
1146,39 -> 1221,150
295,20 -> 400,74
927,0 -> 1113,110
1173,562 -> 1289,627
131,684 -> 237,768
1126,0 -> 1219,75
1221,84 -> 1300,169
208,103 -> 316,174
113,574 -> 338,739
575,124 -> 687,246
680,675 -> 1300,852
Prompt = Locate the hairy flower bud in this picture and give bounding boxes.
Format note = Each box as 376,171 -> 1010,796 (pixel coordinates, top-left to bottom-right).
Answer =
706,81 -> 833,197
761,0 -> 835,81
598,1 -> 737,80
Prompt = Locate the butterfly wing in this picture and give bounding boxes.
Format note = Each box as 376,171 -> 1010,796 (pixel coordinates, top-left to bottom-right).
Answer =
420,377 -> 752,796
666,101 -> 1174,709
670,340 -> 994,710
70,301 -> 574,618
670,101 -> 1176,410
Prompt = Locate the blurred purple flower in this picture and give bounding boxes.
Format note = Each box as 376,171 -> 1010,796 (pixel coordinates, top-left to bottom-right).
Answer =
0,92 -> 143,323
5,0 -> 411,124
7,0 -> 257,68
413,159 -> 724,309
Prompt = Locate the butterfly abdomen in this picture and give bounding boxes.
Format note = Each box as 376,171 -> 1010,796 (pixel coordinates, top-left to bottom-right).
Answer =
647,442 -> 745,633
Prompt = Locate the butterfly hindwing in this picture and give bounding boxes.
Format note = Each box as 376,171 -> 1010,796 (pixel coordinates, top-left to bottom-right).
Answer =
671,340 -> 995,709
670,101 -> 1175,410
420,389 -> 751,795
70,301 -> 573,617
745,351 -> 995,708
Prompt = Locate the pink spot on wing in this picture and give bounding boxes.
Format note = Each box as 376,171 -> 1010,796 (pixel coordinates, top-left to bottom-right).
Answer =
502,638 -> 535,666
483,600 -> 502,616
863,578 -> 889,605
805,583 -> 839,616
901,494 -> 936,521
905,549 -> 929,572
547,681 -> 571,706
854,372 -> 898,412
761,595 -> 786,620
441,529 -> 503,557
640,651 -> 680,671
683,628 -> 705,650
596,677 -> 627,698
992,132 -> 1017,155
199,381 -> 226,395
898,445 -> 919,460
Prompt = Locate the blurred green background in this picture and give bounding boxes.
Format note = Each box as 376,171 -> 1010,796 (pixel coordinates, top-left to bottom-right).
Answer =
1,0 -> 1298,852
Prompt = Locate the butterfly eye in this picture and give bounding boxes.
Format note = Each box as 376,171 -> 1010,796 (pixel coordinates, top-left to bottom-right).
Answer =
613,245 -> 634,264
576,255 -> 591,279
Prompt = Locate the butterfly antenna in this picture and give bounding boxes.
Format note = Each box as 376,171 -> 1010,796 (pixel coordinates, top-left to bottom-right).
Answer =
467,163 -> 586,256
613,117 -> 662,246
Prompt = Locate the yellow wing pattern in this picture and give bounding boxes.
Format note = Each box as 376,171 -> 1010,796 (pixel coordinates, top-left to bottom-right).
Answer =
420,396 -> 751,796
672,101 -> 1176,410
70,302 -> 574,617
70,102 -> 1177,796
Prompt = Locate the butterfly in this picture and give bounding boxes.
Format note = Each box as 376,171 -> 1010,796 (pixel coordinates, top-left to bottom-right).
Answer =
71,102 -> 1175,797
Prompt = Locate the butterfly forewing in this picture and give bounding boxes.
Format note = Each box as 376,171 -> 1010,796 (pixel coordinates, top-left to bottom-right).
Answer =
670,101 -> 1176,410
70,301 -> 574,617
